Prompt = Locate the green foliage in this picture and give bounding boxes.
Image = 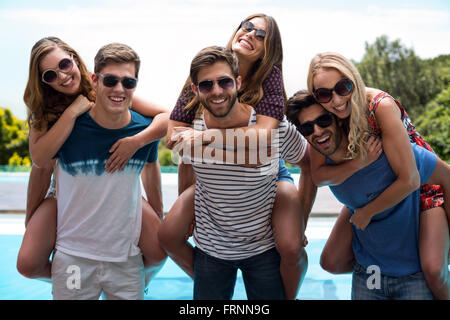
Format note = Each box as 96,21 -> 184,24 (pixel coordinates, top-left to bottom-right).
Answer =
157,136 -> 176,166
0,107 -> 29,166
415,87 -> 450,161
8,152 -> 31,166
356,35 -> 449,120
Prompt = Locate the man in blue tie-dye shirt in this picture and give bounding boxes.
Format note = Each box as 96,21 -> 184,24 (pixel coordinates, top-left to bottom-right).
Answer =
51,43 -> 159,300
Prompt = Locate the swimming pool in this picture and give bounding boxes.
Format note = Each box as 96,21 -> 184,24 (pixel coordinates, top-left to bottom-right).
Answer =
0,215 -> 352,300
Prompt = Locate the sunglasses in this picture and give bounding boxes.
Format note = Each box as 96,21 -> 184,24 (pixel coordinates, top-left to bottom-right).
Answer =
96,73 -> 138,90
240,21 -> 266,41
313,78 -> 354,103
196,77 -> 235,94
41,56 -> 74,84
298,113 -> 334,136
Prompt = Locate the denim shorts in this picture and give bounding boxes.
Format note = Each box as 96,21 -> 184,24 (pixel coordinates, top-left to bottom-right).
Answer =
351,263 -> 434,300
277,159 -> 294,184
193,247 -> 285,300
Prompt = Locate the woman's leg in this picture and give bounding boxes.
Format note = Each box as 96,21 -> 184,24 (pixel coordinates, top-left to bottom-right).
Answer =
17,163 -> 56,280
272,181 -> 308,300
138,198 -> 168,285
17,197 -> 57,280
419,207 -> 449,300
158,185 -> 195,278
419,158 -> 450,299
320,206 -> 355,274
158,162 -> 196,278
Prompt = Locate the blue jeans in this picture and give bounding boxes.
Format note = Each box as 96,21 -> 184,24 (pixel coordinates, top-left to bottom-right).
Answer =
193,247 -> 285,300
277,159 -> 294,184
351,263 -> 434,300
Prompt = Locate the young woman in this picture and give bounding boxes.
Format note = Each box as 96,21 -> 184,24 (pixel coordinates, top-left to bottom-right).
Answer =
17,36 -> 168,283
158,14 -> 315,300
307,52 -> 449,299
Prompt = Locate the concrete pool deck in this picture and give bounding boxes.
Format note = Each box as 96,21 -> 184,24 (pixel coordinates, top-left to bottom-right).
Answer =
0,172 -> 343,216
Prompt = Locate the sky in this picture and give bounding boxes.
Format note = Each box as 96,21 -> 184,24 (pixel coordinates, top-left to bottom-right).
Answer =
0,0 -> 449,120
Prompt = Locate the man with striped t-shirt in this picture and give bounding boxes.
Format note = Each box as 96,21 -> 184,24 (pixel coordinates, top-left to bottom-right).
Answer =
172,46 -> 315,300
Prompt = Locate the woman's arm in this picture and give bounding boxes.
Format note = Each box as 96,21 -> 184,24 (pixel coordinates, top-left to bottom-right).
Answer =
309,136 -> 382,186
29,95 -> 92,167
350,99 -> 420,230
105,97 -> 170,172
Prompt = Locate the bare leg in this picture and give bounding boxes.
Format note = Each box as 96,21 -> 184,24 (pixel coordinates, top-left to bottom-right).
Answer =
17,163 -> 56,280
419,207 -> 449,300
158,185 -> 195,278
138,198 -> 168,286
177,162 -> 196,195
17,197 -> 56,280
272,181 -> 308,300
320,206 -> 354,274
420,157 -> 450,299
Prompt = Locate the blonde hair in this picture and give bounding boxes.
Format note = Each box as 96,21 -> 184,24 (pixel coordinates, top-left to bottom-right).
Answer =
23,37 -> 95,131
182,13 -> 286,114
307,52 -> 370,160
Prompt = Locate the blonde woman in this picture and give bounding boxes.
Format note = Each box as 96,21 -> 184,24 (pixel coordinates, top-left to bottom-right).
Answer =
308,52 -> 449,299
17,37 -> 168,284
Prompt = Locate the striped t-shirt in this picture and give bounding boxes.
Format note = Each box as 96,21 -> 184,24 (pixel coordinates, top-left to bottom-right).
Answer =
190,109 -> 307,260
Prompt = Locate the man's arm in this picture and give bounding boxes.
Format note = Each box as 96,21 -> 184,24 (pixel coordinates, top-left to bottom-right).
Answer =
141,161 -> 164,219
295,145 -> 318,230
25,161 -> 55,226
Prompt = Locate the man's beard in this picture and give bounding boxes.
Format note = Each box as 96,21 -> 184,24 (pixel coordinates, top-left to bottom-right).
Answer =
200,92 -> 238,118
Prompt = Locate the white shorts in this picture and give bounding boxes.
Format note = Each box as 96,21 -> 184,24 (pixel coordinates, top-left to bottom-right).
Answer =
51,250 -> 145,300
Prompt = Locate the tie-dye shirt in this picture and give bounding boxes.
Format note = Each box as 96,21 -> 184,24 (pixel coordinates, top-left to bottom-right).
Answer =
54,110 -> 158,262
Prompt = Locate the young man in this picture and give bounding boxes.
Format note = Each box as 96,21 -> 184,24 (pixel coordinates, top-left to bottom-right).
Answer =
286,90 -> 449,300
51,43 -> 160,300
172,46 -> 316,300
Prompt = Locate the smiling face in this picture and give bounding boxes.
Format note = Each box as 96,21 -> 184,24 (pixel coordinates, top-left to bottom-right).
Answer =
192,61 -> 240,119
297,103 -> 342,157
93,62 -> 136,116
313,67 -> 352,119
39,47 -> 82,96
231,17 -> 266,64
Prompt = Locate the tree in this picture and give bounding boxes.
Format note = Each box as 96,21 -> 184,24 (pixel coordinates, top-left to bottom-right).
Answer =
0,107 -> 30,165
414,87 -> 450,161
356,35 -> 448,120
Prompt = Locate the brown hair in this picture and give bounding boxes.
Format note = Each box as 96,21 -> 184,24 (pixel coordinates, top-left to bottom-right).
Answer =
285,90 -> 318,130
182,13 -> 286,114
23,37 -> 95,131
94,42 -> 140,78
190,46 -> 239,84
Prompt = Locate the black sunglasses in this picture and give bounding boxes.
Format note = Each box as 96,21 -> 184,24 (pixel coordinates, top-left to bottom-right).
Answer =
41,56 -> 74,84
240,21 -> 266,41
313,78 -> 354,103
298,113 -> 334,136
196,77 -> 235,94
96,73 -> 137,90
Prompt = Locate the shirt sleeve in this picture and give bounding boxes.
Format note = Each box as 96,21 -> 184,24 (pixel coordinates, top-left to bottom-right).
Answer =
279,118 -> 307,164
253,65 -> 285,121
169,87 -> 197,124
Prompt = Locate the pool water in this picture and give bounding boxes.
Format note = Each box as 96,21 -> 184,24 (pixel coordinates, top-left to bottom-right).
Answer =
0,233 -> 352,300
